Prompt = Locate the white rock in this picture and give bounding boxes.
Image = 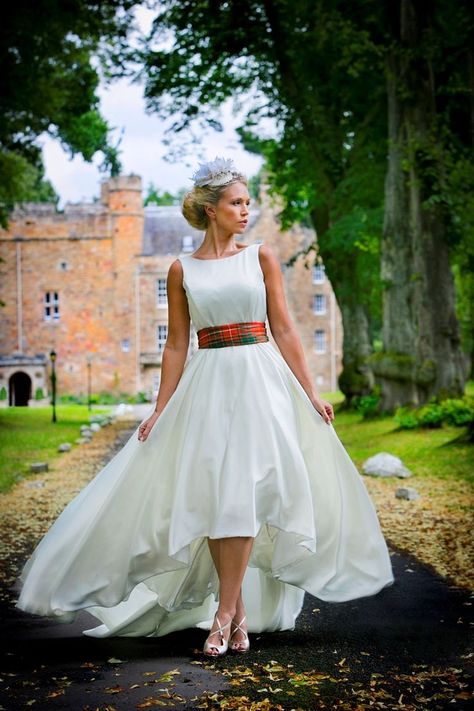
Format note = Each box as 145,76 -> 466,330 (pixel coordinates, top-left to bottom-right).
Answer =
58,443 -> 72,452
395,487 -> 420,500
90,423 -> 101,432
362,452 -> 412,478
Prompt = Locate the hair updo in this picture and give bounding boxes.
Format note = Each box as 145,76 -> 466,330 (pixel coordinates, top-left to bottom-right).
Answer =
181,173 -> 248,230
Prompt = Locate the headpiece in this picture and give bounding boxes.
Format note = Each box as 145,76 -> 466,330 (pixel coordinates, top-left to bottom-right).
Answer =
191,156 -> 241,188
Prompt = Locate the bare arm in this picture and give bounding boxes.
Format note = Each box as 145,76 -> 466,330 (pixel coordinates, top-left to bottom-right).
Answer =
138,259 -> 190,441
259,244 -> 334,424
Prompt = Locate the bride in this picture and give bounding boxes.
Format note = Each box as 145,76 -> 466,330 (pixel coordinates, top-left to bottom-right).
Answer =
15,157 -> 394,658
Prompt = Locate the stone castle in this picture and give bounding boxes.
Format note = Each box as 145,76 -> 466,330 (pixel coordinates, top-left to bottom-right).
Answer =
0,175 -> 343,405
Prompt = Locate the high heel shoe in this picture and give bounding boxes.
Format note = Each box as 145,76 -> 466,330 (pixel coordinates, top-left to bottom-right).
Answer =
203,615 -> 232,657
229,615 -> 250,653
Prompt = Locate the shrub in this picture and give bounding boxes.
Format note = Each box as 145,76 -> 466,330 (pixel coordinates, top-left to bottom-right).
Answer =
416,402 -> 444,428
0,386 -> 7,400
395,395 -> 474,431
441,397 -> 474,426
34,387 -> 44,400
394,406 -> 419,429
352,385 -> 381,419
354,393 -> 381,419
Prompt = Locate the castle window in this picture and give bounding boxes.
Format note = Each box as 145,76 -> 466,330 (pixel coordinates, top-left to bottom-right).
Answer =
44,291 -> 60,322
313,294 -> 326,315
59,260 -> 69,272
157,325 -> 168,353
314,329 -> 326,353
182,235 -> 194,252
121,339 -> 130,353
152,373 -> 160,395
312,264 -> 325,283
156,278 -> 167,307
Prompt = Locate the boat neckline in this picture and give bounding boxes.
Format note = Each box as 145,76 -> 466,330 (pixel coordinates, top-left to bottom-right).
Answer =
187,244 -> 255,261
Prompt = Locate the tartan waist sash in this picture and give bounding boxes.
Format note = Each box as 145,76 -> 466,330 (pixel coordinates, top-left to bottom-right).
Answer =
197,321 -> 269,349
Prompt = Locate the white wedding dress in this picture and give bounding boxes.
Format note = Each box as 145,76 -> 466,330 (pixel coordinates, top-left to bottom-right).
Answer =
14,242 -> 394,638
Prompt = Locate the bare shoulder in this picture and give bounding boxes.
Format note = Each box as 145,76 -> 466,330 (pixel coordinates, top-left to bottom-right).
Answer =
167,258 -> 184,281
257,243 -> 281,275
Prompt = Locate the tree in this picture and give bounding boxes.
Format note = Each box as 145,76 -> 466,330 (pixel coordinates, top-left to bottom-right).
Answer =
139,0 -> 472,409
0,0 -> 138,227
373,0 -> 471,408
144,182 -> 185,205
140,0 -> 388,404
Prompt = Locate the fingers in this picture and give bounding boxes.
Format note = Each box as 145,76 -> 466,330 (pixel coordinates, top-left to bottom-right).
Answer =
138,424 -> 150,441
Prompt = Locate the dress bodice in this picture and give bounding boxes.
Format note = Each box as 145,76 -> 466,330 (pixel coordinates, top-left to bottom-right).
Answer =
178,242 -> 267,331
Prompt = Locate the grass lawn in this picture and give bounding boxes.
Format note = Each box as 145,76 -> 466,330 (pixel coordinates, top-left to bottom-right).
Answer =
0,405 -> 112,493
321,389 -> 473,485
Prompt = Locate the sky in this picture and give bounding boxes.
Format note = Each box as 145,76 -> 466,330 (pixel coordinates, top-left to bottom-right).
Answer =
39,6 -> 264,208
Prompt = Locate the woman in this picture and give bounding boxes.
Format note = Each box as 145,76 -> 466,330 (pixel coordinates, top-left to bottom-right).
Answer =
15,157 -> 394,657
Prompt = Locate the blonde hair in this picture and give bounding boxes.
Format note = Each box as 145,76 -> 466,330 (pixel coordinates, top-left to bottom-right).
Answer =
181,174 -> 248,230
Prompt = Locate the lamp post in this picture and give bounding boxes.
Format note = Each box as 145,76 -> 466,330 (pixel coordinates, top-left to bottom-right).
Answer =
86,354 -> 92,412
49,349 -> 57,423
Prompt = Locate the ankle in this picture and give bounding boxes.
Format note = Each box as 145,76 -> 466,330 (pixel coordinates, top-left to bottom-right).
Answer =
216,606 -> 236,623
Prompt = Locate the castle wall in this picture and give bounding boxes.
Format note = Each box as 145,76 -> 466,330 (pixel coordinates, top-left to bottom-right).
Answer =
0,177 -> 142,401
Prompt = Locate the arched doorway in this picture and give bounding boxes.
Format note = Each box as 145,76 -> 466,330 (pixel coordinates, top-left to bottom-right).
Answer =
9,371 -> 32,406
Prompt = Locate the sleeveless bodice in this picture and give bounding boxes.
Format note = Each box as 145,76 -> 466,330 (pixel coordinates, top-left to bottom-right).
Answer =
178,243 -> 266,331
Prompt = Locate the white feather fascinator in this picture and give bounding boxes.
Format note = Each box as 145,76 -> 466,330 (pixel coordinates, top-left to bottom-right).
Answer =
191,156 -> 241,188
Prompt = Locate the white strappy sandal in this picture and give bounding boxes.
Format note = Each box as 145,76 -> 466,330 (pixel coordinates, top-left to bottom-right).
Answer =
203,614 -> 232,657
229,615 -> 250,653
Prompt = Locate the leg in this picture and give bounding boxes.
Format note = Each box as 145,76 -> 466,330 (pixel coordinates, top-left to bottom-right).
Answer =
205,536 -> 253,655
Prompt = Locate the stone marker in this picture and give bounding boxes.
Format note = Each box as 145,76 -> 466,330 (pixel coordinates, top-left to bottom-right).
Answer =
30,462 -> 49,473
58,443 -> 72,452
396,487 -> 420,500
362,452 -> 412,478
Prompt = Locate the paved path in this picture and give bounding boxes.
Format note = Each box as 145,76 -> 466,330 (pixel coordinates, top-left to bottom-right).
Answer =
0,417 -> 472,710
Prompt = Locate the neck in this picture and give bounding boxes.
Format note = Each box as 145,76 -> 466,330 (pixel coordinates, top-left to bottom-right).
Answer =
200,228 -> 239,258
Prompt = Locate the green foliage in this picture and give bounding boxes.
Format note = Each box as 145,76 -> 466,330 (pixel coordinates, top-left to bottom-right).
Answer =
58,391 -> 149,405
34,387 -> 44,400
0,1 -> 137,226
352,391 -> 381,419
441,398 -> 474,427
395,396 -> 474,431
0,151 -> 59,226
0,386 -> 7,401
144,182 -> 184,206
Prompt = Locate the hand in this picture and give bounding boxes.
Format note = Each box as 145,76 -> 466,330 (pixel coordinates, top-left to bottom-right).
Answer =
311,397 -> 335,424
138,412 -> 160,442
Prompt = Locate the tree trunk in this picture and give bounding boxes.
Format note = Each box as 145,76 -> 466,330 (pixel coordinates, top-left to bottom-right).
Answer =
338,298 -> 375,406
373,0 -> 466,412
319,247 -> 375,404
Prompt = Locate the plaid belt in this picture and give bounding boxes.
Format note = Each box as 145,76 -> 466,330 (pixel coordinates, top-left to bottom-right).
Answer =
197,321 -> 268,348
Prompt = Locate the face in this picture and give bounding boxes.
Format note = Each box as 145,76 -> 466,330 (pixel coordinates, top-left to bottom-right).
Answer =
206,181 -> 250,234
